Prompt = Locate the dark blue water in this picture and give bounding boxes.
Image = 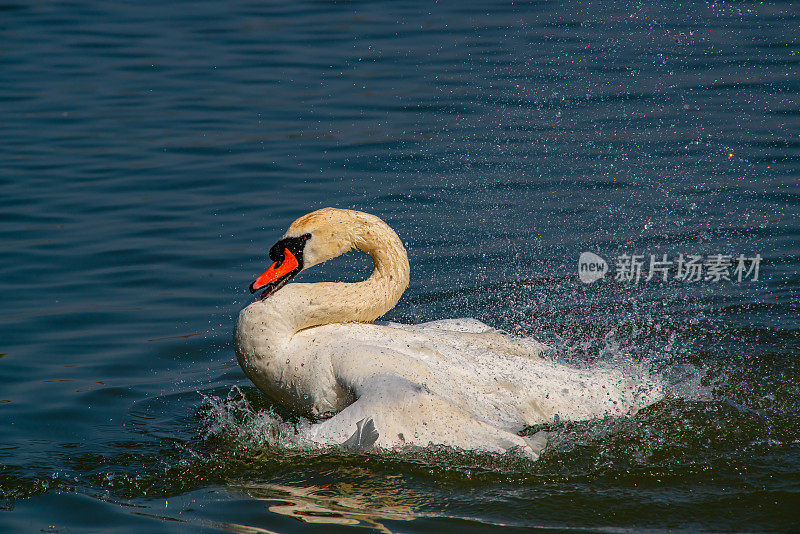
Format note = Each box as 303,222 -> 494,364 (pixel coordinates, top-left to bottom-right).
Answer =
1,1 -> 799,532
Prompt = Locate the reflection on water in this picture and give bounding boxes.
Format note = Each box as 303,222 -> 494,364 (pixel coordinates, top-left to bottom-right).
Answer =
231,482 -> 417,534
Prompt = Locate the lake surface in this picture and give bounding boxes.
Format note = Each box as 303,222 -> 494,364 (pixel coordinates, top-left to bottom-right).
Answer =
1,1 -> 799,531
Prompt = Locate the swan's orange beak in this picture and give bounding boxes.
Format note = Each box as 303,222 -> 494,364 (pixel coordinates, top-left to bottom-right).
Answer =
249,248 -> 300,296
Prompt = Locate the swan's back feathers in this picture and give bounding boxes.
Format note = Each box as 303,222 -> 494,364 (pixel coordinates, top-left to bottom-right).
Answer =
382,317 -> 497,333
379,318 -> 549,361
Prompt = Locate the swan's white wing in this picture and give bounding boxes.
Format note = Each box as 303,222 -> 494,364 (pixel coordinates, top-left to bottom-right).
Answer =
304,372 -> 544,459
294,322 -> 660,443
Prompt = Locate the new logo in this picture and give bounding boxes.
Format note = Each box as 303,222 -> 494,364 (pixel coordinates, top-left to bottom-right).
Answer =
578,252 -> 608,283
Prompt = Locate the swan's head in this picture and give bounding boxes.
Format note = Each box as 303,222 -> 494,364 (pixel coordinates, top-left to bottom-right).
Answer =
249,208 -> 364,300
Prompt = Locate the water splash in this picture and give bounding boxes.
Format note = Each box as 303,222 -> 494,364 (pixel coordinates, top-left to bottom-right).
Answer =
200,386 -> 306,450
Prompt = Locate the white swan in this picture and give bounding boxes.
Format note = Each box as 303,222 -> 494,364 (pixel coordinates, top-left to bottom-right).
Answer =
235,208 -> 661,458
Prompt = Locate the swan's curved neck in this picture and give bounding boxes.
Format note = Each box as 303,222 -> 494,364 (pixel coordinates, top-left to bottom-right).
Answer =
261,215 -> 410,340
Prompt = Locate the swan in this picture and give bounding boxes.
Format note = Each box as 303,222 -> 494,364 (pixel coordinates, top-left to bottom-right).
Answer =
234,208 -> 661,458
